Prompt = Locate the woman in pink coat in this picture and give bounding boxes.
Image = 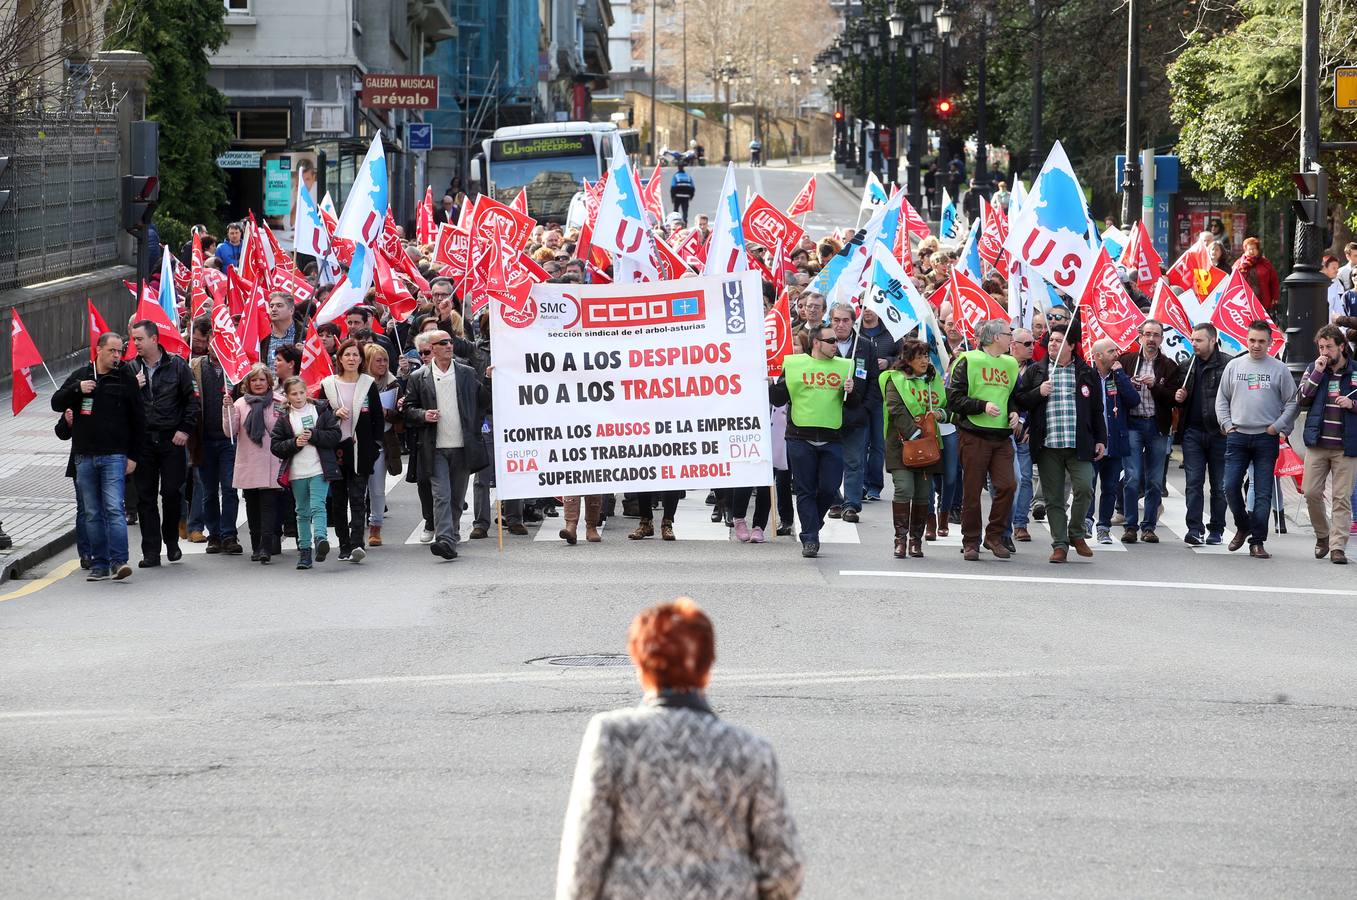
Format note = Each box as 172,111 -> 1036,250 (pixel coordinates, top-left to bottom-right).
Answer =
224,363 -> 284,563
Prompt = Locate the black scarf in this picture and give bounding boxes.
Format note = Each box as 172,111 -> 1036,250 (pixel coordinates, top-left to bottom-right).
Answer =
645,688 -> 715,718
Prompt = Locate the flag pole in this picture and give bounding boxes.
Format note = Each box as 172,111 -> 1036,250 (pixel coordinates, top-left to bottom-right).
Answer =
38,361 -> 59,390
496,498 -> 504,553
767,484 -> 776,541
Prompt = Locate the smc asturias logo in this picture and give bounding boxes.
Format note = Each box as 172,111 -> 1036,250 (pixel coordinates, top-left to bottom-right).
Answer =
722,280 -> 746,335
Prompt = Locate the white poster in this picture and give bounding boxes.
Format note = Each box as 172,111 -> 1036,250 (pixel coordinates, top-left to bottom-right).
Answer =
491,273 -> 773,500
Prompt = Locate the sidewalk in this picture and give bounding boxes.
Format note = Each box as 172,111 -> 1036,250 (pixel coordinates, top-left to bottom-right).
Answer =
0,367 -> 81,583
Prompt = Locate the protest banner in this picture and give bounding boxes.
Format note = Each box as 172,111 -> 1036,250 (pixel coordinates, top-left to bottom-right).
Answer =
490,273 -> 773,499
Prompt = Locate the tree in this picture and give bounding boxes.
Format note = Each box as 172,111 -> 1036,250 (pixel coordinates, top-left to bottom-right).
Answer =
103,0 -> 234,245
1169,0 -> 1357,224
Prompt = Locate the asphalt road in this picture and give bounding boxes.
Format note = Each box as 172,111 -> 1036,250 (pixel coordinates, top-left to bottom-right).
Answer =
3,167 -> 1356,898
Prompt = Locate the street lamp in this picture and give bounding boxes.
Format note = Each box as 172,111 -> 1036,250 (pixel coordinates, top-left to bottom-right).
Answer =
718,52 -> 742,164
917,0 -> 937,26
934,3 -> 954,36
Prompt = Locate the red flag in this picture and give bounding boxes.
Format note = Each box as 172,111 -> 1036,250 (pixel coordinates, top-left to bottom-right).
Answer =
392,243 -> 431,294
978,199 -> 1009,274
87,300 -> 110,363
672,229 -> 706,272
434,223 -> 471,293
208,302 -> 253,384
318,205 -> 354,268
575,174 -> 607,266
11,364 -> 37,416
190,231 -> 211,318
373,249 -> 419,322
380,210 -> 404,261
765,290 -> 792,377
269,266 -> 316,304
1209,267 -> 1285,357
204,267 -> 227,309
510,186 -> 529,216
1119,220 -> 1163,297
299,321 -> 333,395
1275,437 -> 1305,488
261,221 -> 297,274
171,253 -> 192,295
926,283 -> 947,310
1077,246 -> 1146,353
10,309 -> 43,370
786,175 -> 816,217
10,309 -> 43,415
748,251 -> 775,286
1149,278 -> 1194,338
1166,239 -> 1224,301
640,165 -> 664,223
416,186 -> 435,245
226,267 -> 253,318
134,297 -> 191,359
902,196 -> 932,242
893,218 -> 915,279
470,195 -> 535,297
947,268 -> 1009,343
741,194 -> 805,265
238,280 -> 269,363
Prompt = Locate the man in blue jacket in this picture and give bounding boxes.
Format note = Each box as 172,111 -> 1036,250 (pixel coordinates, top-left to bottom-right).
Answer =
1298,324 -> 1357,564
1089,338 -> 1141,544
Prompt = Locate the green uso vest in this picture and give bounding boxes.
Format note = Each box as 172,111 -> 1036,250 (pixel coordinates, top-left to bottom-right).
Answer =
783,354 -> 854,430
957,349 -> 1018,430
879,371 -> 945,442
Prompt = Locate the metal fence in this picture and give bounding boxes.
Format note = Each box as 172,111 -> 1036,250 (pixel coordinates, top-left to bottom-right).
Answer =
0,85 -> 122,291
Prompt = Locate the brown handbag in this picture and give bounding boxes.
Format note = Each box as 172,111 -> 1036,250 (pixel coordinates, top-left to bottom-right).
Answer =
901,411 -> 941,469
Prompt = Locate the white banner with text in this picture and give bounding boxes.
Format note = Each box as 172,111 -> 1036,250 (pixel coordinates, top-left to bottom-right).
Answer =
490,274 -> 773,499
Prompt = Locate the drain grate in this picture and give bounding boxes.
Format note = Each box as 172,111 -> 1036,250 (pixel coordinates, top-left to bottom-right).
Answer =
529,654 -> 633,668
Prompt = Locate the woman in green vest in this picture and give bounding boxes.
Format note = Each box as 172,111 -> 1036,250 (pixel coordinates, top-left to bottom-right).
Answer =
882,339 -> 946,558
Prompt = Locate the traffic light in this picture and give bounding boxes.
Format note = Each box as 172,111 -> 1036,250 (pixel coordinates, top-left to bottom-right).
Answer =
0,156 -> 9,212
935,97 -> 955,117
120,174 -> 159,232
121,121 -> 159,234
1292,167 -> 1328,245
833,109 -> 844,122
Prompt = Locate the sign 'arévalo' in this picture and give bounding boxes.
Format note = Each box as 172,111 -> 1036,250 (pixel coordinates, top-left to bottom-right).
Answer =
490,273 -> 773,499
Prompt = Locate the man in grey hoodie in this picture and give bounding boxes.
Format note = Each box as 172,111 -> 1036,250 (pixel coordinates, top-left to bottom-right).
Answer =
1215,320 -> 1299,558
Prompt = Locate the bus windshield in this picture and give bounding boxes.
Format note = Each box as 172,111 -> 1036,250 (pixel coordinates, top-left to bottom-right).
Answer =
487,155 -> 600,222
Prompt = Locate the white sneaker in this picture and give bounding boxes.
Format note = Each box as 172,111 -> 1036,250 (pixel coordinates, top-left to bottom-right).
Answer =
419,528 -> 434,543
350,547 -> 366,563
1097,527 -> 1113,545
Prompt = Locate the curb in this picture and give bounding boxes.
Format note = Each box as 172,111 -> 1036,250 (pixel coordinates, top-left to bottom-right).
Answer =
823,169 -> 862,202
0,525 -> 76,585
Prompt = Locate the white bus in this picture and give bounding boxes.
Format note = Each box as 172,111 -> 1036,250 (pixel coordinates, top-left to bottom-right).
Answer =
474,121 -> 639,223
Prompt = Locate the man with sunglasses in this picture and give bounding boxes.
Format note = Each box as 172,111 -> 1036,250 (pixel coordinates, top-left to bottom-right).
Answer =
1215,320 -> 1299,559
403,329 -> 490,561
770,324 -> 863,558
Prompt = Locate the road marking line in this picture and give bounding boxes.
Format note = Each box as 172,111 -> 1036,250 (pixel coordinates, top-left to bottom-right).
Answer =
838,569 -> 1357,597
0,708 -> 139,719
0,559 -> 81,602
242,667 -> 1061,689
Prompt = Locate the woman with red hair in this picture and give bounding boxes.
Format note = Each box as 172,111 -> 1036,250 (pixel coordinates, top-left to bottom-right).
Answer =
556,598 -> 803,899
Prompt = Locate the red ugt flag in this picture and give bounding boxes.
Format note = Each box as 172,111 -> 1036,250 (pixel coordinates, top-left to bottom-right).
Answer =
208,303 -> 254,385
299,321 -> 334,396
765,290 -> 792,377
416,186 -> 435,245
87,299 -> 111,363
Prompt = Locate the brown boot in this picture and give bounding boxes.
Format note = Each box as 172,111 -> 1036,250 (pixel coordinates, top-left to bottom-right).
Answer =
368,525 -> 382,547
936,513 -> 950,538
660,518 -> 676,541
892,502 -> 909,558
629,519 -> 654,540
908,503 -> 928,558
584,495 -> 603,542
559,497 -> 580,545
925,511 -> 937,542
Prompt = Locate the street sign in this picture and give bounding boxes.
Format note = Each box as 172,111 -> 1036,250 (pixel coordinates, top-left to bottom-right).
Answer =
408,122 -> 432,151
216,150 -> 262,169
360,74 -> 439,110
1336,66 -> 1357,109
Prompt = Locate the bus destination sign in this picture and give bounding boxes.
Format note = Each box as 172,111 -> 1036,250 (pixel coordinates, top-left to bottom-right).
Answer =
490,134 -> 595,162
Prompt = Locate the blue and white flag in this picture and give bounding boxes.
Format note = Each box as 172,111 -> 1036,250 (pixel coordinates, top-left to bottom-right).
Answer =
1003,140 -> 1099,298
957,215 -> 984,280
335,133 -> 389,247
156,245 -> 177,323
594,135 -> 657,282
939,189 -> 961,242
706,163 -> 748,275
807,229 -> 866,300
863,244 -> 930,340
860,171 -> 889,213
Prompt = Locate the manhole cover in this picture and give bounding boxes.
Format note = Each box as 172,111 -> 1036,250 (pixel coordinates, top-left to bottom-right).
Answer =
529,654 -> 633,667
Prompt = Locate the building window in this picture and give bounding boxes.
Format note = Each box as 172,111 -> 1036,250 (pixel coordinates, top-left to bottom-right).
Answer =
231,108 -> 291,146
224,0 -> 249,13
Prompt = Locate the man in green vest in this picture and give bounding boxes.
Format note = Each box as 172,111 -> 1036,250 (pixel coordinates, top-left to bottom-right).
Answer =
946,318 -> 1021,561
770,323 -> 864,558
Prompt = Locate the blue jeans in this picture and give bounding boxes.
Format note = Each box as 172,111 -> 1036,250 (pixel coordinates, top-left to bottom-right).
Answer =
75,454 -> 129,570
863,397 -> 885,496
839,424 -> 867,511
197,438 -> 239,539
1123,417 -> 1169,531
786,438 -> 844,544
1091,456 -> 1123,530
187,469 -> 204,533
1010,438 -> 1033,532
73,478 -> 92,562
1182,426 -> 1227,536
1224,431 -> 1279,546
929,429 -> 960,515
